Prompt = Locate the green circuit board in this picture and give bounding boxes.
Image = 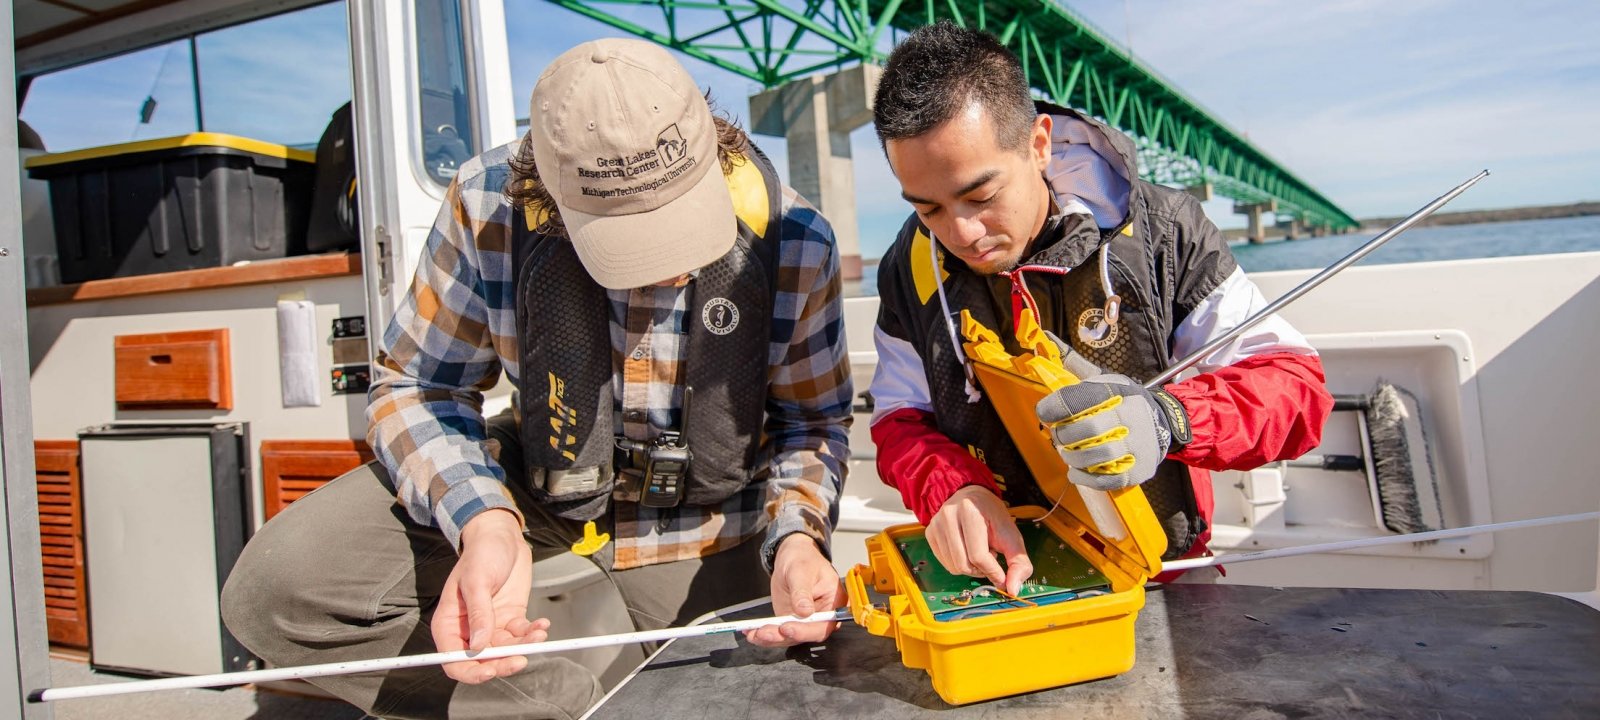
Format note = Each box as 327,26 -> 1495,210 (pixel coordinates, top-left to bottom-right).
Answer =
896,521 -> 1111,622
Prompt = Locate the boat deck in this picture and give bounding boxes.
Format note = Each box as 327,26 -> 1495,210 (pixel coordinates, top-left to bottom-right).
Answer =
46,654 -> 364,720
590,584 -> 1600,718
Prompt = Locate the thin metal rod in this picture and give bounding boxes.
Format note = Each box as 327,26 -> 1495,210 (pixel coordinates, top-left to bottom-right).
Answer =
1147,170 -> 1490,388
33,609 -> 851,703
1163,511 -> 1598,572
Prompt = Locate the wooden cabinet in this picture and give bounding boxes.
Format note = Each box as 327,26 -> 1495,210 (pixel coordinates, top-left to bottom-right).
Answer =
261,440 -> 374,521
36,440 -> 88,649
113,329 -> 233,410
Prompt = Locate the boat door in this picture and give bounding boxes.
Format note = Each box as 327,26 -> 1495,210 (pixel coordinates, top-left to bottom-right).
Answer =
347,0 -> 517,342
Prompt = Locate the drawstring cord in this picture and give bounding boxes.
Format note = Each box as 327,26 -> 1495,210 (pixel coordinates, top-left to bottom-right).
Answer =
1078,242 -> 1121,344
929,232 -> 983,403
996,242 -> 1121,346
932,233 -> 1122,404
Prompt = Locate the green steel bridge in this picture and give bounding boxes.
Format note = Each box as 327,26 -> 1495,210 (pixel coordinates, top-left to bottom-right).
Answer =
542,0 -> 1357,230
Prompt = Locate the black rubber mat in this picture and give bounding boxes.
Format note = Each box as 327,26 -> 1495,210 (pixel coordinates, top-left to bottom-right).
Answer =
591,584 -> 1600,718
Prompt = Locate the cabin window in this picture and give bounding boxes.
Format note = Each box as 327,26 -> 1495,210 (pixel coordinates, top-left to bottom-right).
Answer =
414,0 -> 478,185
20,41 -> 199,152
193,2 -> 353,150
18,2 -> 352,154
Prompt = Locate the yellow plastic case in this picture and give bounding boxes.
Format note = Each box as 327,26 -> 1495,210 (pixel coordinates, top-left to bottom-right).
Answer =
844,308 -> 1168,705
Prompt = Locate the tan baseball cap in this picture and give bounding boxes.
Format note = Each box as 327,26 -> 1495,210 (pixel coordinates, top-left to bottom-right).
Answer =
528,38 -> 736,289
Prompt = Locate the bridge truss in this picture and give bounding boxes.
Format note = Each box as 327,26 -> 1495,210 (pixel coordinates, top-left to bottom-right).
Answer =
539,0 -> 1357,229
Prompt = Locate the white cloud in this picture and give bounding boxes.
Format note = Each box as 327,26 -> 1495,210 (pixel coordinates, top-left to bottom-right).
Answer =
1070,0 -> 1600,217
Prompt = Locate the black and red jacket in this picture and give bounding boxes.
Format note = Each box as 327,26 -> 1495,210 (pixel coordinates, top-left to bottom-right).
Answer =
869,103 -> 1333,570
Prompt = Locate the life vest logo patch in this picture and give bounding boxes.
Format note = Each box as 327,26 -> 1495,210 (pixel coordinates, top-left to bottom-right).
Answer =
703,298 -> 739,335
1076,307 -> 1119,349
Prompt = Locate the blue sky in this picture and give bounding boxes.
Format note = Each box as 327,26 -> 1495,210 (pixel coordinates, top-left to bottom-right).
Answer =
21,0 -> 1599,259
502,0 -> 1600,255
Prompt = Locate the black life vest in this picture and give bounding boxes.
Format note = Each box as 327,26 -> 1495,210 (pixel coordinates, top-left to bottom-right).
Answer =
877,199 -> 1206,558
510,144 -> 783,520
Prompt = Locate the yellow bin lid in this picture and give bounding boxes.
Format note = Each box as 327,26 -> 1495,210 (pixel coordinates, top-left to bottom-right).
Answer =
959,308 -> 1168,577
24,132 -> 314,170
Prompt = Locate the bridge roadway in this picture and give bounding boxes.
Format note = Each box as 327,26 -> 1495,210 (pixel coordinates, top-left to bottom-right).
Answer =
544,0 -> 1357,262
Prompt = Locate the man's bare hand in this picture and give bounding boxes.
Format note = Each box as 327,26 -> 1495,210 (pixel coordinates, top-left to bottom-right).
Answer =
744,534 -> 845,647
926,486 -> 1032,595
432,508 -> 547,684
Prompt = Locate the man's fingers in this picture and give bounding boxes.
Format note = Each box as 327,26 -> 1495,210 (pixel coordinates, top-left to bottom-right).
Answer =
779,618 -> 836,644
490,655 -> 528,677
441,660 -> 484,683
967,547 -> 1005,586
461,577 -> 497,651
743,625 -> 787,647
786,578 -> 846,644
745,617 -> 837,647
505,616 -> 550,643
789,585 -> 816,618
929,517 -> 973,576
432,577 -> 485,683
959,503 -> 1005,585
987,515 -> 1033,595
505,617 -> 532,638
1002,552 -> 1034,596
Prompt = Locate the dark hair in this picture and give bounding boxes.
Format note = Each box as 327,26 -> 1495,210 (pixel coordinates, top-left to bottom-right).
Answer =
873,21 -> 1036,153
506,93 -> 751,237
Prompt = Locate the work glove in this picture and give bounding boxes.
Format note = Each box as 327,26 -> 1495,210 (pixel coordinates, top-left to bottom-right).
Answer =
1034,373 -> 1192,491
1043,330 -> 1102,380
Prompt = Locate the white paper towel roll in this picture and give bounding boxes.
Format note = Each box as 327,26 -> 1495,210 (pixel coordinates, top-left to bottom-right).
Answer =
277,300 -> 321,407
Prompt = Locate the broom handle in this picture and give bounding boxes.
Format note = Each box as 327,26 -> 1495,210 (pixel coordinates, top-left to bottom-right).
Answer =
1146,170 -> 1489,389
32,609 -> 853,703
1163,511 -> 1599,571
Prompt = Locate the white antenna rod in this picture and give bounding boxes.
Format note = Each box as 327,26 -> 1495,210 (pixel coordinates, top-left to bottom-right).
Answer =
1164,511 -> 1599,571
1149,170 -> 1489,387
33,609 -> 850,703
35,510 -> 1596,702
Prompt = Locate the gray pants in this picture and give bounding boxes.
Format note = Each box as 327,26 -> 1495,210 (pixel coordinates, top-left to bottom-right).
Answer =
221,428 -> 769,719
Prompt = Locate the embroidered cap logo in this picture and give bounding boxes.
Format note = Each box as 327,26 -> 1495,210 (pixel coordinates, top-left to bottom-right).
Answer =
657,124 -> 688,167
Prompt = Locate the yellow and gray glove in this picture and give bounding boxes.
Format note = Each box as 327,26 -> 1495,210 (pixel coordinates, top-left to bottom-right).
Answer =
1034,373 -> 1192,491
1043,330 -> 1103,381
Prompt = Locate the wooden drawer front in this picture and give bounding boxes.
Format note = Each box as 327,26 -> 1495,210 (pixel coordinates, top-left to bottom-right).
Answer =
36,440 -> 88,649
114,329 -> 232,410
261,440 -> 374,521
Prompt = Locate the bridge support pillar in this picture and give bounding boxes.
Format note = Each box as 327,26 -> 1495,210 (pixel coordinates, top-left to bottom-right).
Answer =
1233,200 -> 1276,244
1185,183 -> 1213,202
1277,218 -> 1303,240
749,64 -> 881,280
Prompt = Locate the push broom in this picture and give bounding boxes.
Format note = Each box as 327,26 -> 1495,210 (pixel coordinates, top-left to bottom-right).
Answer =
1287,383 -> 1443,534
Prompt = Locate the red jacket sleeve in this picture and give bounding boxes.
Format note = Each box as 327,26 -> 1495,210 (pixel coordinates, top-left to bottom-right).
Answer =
1163,352 -> 1333,470
870,407 -> 1000,525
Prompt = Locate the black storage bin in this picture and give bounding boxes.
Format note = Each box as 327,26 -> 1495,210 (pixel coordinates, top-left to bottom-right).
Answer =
26,133 -> 316,284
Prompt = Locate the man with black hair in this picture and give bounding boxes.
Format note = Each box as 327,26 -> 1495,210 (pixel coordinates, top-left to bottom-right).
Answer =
868,21 -> 1333,591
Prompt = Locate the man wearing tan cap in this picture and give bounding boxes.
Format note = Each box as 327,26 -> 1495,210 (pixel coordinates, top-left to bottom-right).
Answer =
222,38 -> 853,719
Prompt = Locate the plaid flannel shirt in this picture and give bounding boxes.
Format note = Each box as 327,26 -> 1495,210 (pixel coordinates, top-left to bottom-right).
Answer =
367,141 -> 852,570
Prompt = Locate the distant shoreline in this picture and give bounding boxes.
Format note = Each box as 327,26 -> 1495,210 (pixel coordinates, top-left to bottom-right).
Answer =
1220,201 -> 1599,241
1357,200 -> 1600,230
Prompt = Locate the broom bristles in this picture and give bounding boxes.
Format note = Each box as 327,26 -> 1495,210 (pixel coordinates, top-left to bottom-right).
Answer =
1366,382 -> 1436,534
